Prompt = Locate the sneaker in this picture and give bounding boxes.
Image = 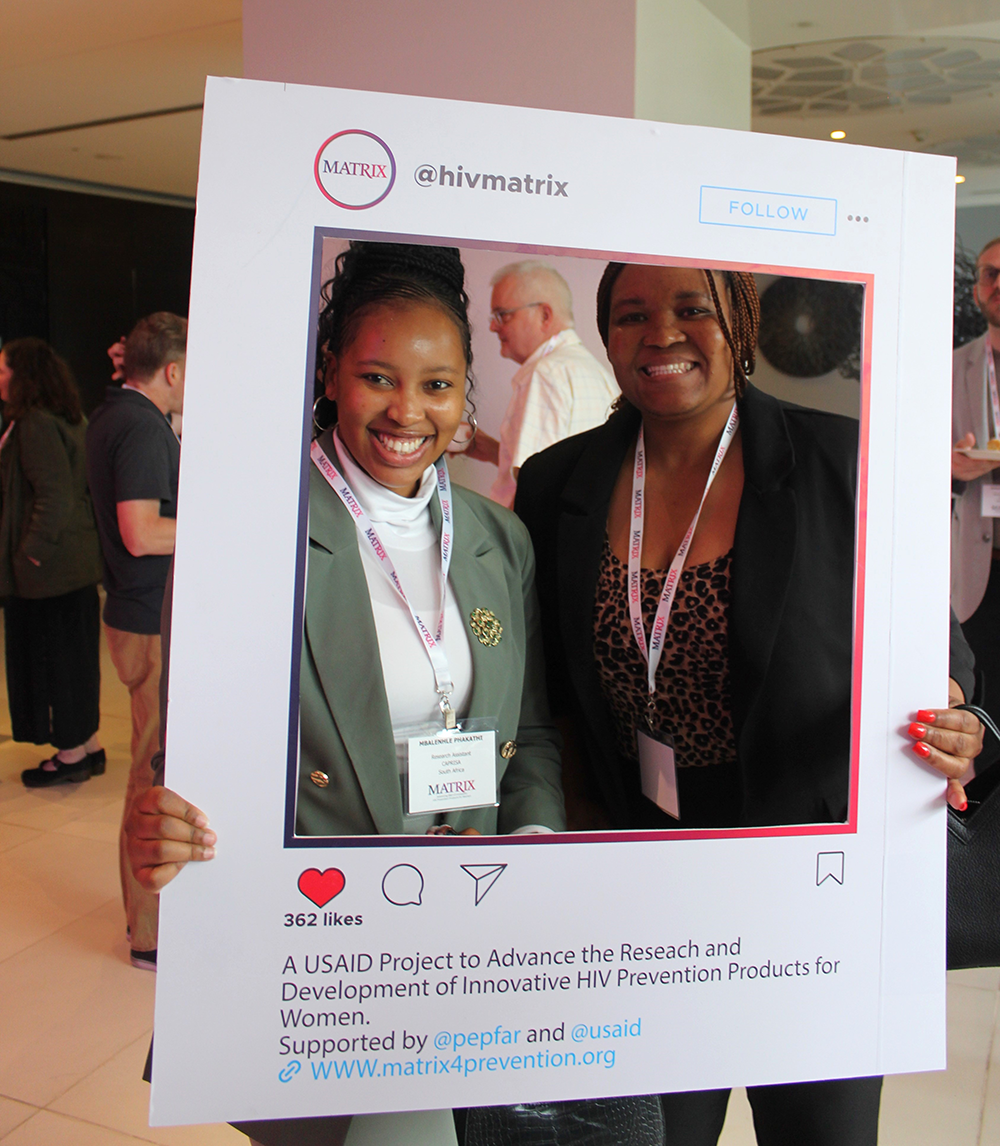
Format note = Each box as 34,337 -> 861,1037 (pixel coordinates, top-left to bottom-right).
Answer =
130,949 -> 157,971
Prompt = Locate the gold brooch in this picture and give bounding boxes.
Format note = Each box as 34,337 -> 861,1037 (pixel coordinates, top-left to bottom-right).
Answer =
470,607 -> 503,647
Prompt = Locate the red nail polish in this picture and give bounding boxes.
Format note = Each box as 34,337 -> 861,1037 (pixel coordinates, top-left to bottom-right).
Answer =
959,800 -> 969,811
913,742 -> 931,758
908,722 -> 927,740
916,710 -> 937,723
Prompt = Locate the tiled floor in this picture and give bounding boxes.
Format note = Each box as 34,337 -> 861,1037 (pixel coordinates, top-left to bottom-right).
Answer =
0,623 -> 244,1146
1,623 -> 998,1144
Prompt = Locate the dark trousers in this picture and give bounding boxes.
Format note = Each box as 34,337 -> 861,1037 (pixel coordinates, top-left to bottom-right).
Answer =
660,1076 -> 883,1146
961,559 -> 1000,769
4,584 -> 101,749
230,1116 -> 352,1146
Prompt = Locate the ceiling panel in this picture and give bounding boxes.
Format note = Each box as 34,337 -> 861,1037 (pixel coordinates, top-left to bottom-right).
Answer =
0,23 -> 241,135
4,0 -> 241,66
0,3 -> 240,199
749,1 -> 1000,50
751,31 -> 1000,205
0,113 -> 205,199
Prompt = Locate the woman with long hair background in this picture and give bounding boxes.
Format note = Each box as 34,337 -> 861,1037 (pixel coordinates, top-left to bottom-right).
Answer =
0,338 -> 104,786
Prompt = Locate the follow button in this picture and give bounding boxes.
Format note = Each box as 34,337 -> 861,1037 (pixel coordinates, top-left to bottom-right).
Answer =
699,186 -> 837,236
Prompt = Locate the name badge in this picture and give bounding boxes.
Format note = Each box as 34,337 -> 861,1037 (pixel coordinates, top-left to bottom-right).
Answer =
406,727 -> 498,815
637,728 -> 680,820
982,484 -> 1000,518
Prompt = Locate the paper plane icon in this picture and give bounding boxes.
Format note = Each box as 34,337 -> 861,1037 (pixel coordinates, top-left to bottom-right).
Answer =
461,863 -> 507,906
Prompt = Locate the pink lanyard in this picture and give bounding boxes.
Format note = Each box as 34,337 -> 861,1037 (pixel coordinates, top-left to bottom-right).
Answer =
310,439 -> 457,725
627,404 -> 739,709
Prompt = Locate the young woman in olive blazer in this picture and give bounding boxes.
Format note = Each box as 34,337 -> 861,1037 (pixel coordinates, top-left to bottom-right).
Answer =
153,452 -> 565,841
296,428 -> 564,837
128,243 -> 565,1146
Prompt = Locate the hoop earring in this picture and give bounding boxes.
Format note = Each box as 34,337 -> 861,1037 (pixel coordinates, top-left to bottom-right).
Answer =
312,395 -> 336,433
465,410 -> 478,443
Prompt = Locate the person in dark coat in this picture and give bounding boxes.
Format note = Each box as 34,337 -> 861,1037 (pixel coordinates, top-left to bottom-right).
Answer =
0,338 -> 105,786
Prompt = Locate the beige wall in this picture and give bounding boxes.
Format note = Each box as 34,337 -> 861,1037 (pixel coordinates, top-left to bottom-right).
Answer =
634,0 -> 751,130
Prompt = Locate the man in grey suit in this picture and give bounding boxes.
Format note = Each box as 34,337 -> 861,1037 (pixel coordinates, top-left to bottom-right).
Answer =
952,236 -> 1000,753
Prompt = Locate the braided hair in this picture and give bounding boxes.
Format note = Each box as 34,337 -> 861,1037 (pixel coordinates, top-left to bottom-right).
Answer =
595,263 -> 761,398
315,242 -> 473,402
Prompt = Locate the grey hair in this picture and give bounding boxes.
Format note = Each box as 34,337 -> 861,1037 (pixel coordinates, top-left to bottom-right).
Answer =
490,260 -> 574,325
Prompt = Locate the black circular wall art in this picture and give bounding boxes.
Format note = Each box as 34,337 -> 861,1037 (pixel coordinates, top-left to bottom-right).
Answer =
758,277 -> 863,379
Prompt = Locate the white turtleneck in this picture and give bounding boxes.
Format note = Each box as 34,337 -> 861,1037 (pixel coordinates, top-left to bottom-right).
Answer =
331,432 -> 475,829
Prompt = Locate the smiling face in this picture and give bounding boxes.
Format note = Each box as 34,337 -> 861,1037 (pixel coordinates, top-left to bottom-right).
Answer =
606,264 -> 735,424
0,352 -> 11,404
325,301 -> 467,496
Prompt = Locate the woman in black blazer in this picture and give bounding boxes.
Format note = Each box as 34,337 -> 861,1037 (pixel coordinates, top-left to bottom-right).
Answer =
515,261 -> 981,1145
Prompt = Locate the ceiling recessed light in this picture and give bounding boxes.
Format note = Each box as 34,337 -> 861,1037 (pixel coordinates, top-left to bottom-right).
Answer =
956,174 -> 966,183
830,130 -> 846,139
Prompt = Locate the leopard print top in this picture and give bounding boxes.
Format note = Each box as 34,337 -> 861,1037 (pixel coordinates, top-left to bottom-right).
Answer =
593,538 -> 737,770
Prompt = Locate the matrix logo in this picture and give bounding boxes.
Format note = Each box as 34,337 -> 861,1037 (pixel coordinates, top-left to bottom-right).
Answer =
314,130 -> 396,210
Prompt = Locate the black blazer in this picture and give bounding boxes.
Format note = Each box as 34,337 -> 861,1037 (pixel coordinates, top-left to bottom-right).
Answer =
517,383 -> 871,830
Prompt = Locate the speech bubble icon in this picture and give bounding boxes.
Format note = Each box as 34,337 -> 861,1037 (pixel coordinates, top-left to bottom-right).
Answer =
382,863 -> 424,906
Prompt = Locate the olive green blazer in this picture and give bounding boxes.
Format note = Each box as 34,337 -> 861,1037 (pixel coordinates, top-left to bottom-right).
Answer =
0,408 -> 103,599
295,438 -> 566,838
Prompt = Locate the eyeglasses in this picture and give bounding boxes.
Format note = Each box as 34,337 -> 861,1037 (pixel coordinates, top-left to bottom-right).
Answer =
490,302 -> 542,326
977,264 -> 1000,290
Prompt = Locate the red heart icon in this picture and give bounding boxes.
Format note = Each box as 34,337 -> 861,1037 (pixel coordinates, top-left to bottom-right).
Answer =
297,868 -> 346,907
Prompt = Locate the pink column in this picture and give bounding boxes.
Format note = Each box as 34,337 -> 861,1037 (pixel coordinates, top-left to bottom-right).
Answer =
242,0 -> 636,117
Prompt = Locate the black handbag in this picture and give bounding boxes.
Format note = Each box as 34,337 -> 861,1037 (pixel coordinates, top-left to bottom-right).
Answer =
947,704 -> 1000,969
464,1096 -> 665,1146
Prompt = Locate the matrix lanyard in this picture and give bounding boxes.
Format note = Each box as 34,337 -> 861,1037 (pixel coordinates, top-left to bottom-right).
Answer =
987,351 -> 1000,442
310,439 -> 458,727
627,404 -> 739,725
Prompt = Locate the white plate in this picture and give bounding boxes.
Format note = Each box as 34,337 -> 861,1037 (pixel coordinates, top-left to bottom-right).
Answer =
957,448 -> 1000,461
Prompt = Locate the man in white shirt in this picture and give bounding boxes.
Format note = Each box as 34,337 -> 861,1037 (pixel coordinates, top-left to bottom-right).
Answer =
952,236 -> 1000,757
467,261 -> 618,508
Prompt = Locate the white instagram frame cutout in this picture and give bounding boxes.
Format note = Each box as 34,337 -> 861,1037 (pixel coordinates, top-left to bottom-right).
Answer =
151,76 -> 956,1125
